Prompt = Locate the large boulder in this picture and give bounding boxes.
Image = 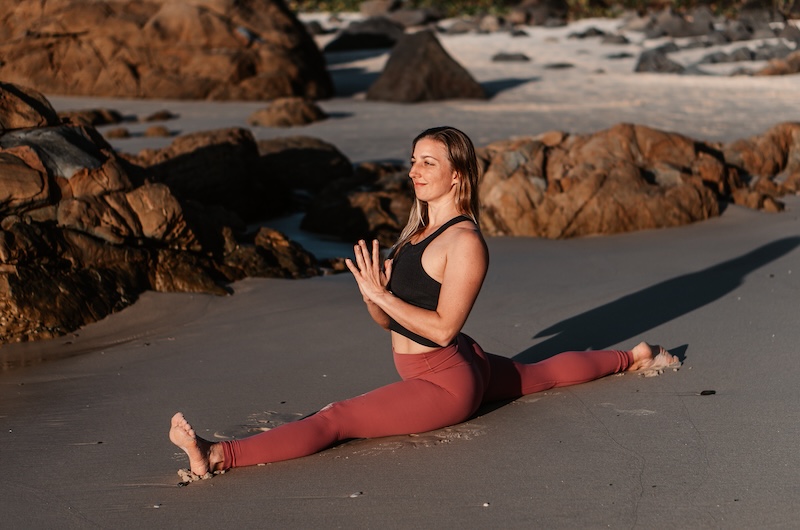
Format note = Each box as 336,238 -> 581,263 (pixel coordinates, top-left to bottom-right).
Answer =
477,125 -> 723,238
366,30 -> 486,102
0,0 -> 333,101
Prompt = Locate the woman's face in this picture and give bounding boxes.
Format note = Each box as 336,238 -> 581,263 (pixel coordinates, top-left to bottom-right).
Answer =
409,138 -> 458,204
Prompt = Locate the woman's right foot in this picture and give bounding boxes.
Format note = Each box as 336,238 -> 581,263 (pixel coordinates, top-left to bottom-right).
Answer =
627,342 -> 680,376
169,412 -> 219,476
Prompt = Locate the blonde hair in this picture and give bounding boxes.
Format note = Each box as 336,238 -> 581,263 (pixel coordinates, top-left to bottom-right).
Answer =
392,126 -> 480,255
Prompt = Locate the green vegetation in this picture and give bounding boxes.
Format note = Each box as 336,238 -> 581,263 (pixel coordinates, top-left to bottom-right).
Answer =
287,0 -> 784,19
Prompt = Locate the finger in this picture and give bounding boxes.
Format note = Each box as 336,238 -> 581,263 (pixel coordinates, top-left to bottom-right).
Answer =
353,242 -> 367,270
383,258 -> 393,283
371,240 -> 381,275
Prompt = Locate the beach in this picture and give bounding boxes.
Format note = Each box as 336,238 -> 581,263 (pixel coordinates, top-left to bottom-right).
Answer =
2,13 -> 800,528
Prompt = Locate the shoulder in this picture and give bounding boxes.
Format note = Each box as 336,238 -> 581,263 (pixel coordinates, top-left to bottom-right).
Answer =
442,220 -> 488,261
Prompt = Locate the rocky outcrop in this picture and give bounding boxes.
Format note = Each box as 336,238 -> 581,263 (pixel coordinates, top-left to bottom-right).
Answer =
0,82 -> 320,345
299,123 -> 797,244
366,30 -> 486,102
0,0 -> 332,101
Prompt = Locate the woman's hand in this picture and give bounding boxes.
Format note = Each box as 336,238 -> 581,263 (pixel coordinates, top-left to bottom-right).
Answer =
345,239 -> 392,304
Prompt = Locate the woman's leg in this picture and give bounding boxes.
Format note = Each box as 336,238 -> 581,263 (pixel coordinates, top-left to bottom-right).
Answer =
221,367 -> 481,469
475,341 -> 676,404
171,344 -> 485,473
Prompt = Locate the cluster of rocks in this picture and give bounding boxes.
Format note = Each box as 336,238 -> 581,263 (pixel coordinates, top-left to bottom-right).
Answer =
626,4 -> 800,75
301,123 -> 799,242
0,82 -> 325,345
311,0 -> 570,46
0,0 -> 332,101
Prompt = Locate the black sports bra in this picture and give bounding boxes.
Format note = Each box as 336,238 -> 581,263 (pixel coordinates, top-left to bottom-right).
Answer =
386,215 -> 473,347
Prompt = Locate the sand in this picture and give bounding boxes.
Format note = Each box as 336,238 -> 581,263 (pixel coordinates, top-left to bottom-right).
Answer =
2,14 -> 800,528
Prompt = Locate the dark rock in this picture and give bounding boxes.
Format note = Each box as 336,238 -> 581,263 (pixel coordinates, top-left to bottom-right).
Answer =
729,47 -> 755,62
543,62 -> 575,69
256,136 -> 354,200
366,30 -> 486,102
134,128 -> 265,222
492,52 -> 531,62
323,16 -> 405,52
601,34 -> 630,45
606,52 -> 634,60
699,51 -> 731,64
634,49 -> 685,74
568,27 -> 606,39
754,41 -> 792,61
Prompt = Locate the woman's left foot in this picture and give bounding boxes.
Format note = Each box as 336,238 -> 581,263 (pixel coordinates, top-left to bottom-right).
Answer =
169,412 -> 215,476
628,342 -> 680,376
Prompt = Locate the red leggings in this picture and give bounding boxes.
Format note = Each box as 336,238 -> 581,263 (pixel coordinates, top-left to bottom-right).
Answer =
220,334 -> 633,469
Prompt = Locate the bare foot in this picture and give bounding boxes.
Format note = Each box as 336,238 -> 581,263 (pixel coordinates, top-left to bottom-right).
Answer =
627,342 -> 680,377
169,412 -> 220,476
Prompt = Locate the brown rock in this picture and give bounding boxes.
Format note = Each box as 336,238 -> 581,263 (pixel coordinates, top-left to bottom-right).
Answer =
478,124 -> 722,238
144,125 -> 172,137
57,108 -> 124,127
105,127 -> 131,139
0,0 -> 333,101
0,82 -> 61,130
248,97 -> 327,127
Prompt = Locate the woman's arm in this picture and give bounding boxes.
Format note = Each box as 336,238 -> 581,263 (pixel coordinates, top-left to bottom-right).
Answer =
347,228 -> 488,346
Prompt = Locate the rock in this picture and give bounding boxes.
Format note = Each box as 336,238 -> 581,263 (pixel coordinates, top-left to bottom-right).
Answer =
477,124 -> 722,238
568,27 -> 606,39
134,127 -> 265,222
366,30 -> 486,102
256,136 -> 353,198
144,125 -> 171,137
511,0 -> 569,27
143,110 -> 178,122
601,34 -> 630,45
723,122 -> 800,193
105,128 -> 130,139
0,90 -> 323,345
0,125 -> 110,179
57,108 -> 124,127
247,97 -> 327,127
0,0 -> 333,101
634,48 -> 685,74
754,50 -> 800,75
301,163 -> 412,246
492,52 -> 531,62
0,82 -> 61,130
323,16 -> 405,52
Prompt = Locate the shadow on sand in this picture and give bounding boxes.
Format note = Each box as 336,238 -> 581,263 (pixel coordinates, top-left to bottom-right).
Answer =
513,236 -> 800,364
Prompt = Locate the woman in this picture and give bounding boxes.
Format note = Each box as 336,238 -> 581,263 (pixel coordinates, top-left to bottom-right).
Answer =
169,126 -> 678,477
